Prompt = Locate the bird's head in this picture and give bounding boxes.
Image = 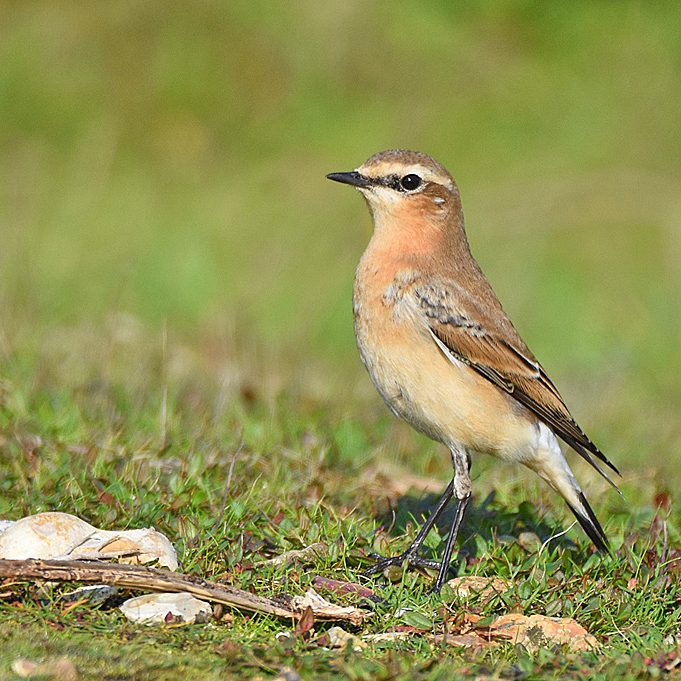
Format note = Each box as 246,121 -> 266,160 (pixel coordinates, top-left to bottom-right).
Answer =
326,149 -> 461,229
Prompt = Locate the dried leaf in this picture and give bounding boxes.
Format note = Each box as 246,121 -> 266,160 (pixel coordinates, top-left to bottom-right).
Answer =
431,632 -> 494,649
445,576 -> 511,602
312,575 -> 376,600
480,614 -> 598,652
361,611 -> 596,654
295,606 -> 315,636
264,543 -> 327,567
365,627 -> 493,650
461,612 -> 483,629
97,492 -> 116,506
291,588 -> 371,626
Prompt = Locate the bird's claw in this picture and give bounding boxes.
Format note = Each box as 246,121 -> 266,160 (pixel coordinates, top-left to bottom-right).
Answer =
363,551 -> 442,577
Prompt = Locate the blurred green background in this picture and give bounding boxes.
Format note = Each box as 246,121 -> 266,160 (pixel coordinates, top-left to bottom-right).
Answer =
1,1 -> 680,469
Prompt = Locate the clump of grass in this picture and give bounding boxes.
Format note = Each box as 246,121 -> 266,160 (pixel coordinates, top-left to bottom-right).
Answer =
0,321 -> 678,679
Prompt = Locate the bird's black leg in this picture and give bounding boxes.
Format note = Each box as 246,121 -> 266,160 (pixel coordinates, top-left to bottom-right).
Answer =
431,492 -> 470,592
431,448 -> 472,593
364,478 -> 455,575
364,448 -> 472,587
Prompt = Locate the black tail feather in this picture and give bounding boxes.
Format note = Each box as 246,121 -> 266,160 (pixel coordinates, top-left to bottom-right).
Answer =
567,491 -> 610,553
566,438 -> 622,494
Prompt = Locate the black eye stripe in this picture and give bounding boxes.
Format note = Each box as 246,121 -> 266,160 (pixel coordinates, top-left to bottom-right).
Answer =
374,174 -> 424,191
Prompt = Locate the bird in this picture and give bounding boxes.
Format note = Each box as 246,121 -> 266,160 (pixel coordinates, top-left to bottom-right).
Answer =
326,149 -> 620,592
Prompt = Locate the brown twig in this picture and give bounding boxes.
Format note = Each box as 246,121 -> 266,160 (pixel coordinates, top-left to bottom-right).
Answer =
0,559 -> 296,619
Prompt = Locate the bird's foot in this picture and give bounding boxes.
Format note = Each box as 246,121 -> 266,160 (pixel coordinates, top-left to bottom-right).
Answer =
363,551 -> 441,576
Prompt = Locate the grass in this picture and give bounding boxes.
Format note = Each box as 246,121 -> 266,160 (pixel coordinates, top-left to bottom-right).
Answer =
0,323 -> 678,679
1,1 -> 680,678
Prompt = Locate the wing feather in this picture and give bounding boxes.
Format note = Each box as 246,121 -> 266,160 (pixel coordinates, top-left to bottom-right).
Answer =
415,282 -> 620,486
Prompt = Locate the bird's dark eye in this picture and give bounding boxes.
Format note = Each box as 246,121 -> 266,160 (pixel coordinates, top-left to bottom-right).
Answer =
400,174 -> 422,191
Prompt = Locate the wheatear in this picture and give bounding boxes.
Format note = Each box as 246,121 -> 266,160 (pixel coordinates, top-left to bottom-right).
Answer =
327,150 -> 620,592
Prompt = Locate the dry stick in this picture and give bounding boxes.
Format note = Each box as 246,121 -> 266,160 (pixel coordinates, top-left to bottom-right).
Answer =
0,559 -> 296,619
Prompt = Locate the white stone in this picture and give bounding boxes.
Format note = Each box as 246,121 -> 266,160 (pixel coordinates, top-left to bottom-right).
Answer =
119,592 -> 212,624
0,512 -> 178,570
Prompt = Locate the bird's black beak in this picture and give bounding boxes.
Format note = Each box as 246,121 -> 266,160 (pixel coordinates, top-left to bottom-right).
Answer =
326,171 -> 372,188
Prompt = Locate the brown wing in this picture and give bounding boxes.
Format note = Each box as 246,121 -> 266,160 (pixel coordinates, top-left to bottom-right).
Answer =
413,282 -> 620,484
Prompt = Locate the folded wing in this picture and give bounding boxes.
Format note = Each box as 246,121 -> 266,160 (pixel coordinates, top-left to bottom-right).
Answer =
413,280 -> 620,488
